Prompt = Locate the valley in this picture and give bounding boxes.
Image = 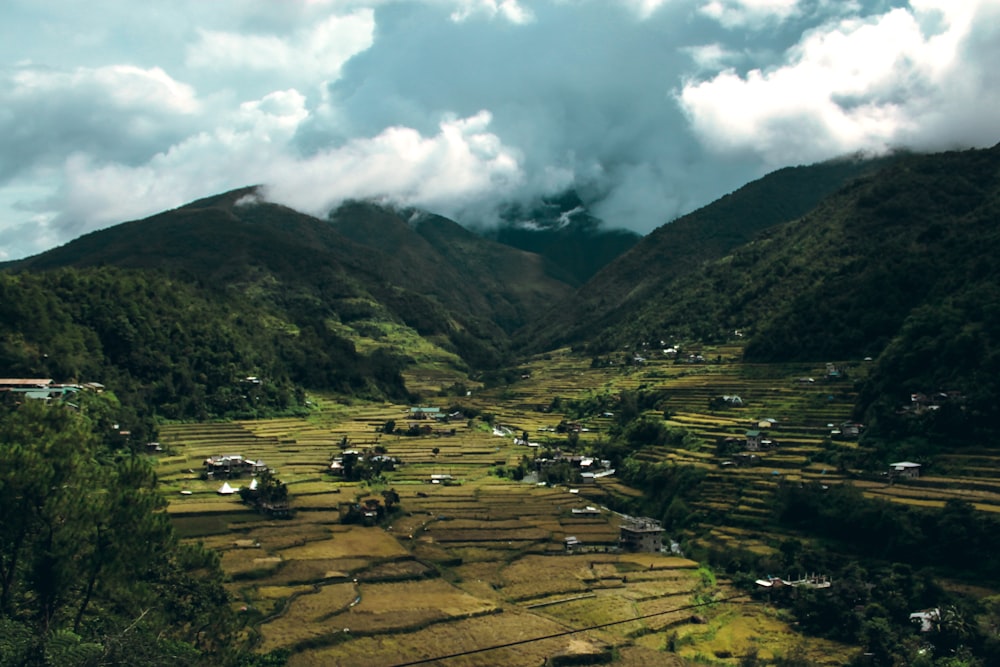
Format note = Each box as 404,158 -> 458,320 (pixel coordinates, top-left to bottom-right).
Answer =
6,145 -> 1000,665
154,346 -> 1000,665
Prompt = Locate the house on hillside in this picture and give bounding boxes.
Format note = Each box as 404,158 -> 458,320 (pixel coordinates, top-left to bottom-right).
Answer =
619,516 -> 664,553
745,430 -> 763,451
408,407 -> 442,420
204,455 -> 267,478
889,461 -> 922,479
831,422 -> 863,440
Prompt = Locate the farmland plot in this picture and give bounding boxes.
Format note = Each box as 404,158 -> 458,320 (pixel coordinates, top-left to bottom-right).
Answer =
156,353 -> 873,665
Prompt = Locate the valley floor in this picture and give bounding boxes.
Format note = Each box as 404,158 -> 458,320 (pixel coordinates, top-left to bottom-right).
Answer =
155,347 -> 998,666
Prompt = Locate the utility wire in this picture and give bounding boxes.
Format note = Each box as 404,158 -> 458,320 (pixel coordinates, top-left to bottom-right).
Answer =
387,591 -> 752,666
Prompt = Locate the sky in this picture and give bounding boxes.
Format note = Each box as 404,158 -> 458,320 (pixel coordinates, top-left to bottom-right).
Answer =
2,0 -> 999,260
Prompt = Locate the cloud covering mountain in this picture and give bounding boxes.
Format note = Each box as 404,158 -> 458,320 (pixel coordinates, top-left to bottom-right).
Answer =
2,0 -> 998,259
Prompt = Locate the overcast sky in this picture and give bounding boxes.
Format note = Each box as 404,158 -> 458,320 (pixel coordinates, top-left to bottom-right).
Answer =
2,0 -> 998,260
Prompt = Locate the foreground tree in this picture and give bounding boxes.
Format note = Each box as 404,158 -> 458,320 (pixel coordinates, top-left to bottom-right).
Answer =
0,396 -> 283,666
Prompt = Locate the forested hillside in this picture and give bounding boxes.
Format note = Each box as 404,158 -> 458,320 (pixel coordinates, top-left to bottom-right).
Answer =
517,153 -> 901,353
14,188 -> 573,374
0,268 -> 409,428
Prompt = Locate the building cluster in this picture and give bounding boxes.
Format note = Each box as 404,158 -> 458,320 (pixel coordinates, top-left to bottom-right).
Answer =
0,378 -> 105,402
203,454 -> 268,479
534,452 -> 615,482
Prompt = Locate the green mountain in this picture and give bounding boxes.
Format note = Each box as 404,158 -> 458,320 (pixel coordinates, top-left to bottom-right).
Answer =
517,153 -> 902,353
3,189 -> 574,422
14,188 -> 573,363
558,145 -> 1000,446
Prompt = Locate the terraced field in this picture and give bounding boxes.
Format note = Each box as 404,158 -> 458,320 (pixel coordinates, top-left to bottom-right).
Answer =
154,346 -> 1000,665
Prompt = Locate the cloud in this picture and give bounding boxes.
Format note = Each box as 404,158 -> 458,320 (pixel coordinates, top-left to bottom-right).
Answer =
447,0 -> 534,23
678,0 -> 1000,166
186,10 -> 375,91
44,96 -> 525,244
698,0 -> 801,28
2,0 -> 999,261
265,110 -> 528,216
0,64 -> 199,182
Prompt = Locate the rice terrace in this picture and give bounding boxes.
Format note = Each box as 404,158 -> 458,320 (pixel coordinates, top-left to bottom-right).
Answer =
151,345 -> 928,666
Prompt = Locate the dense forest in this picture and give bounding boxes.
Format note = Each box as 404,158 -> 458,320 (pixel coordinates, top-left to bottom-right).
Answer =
0,267 -> 411,429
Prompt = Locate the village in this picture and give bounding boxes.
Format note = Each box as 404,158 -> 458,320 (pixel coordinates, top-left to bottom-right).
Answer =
2,352 -> 986,665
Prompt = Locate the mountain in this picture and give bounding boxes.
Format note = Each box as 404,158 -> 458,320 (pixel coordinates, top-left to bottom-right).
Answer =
553,144 -> 1000,446
517,153 -> 903,353
7,145 -> 1000,443
485,191 -> 642,286
3,189 -> 575,422
14,189 -> 573,369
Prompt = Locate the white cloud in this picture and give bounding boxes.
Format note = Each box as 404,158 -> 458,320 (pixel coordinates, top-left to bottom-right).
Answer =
0,64 -> 200,183
679,1 -> 1000,166
448,0 -> 534,23
265,110 -> 527,217
683,43 -> 743,71
41,100 -> 526,245
2,0 -> 999,260
187,10 -> 374,77
699,0 -> 801,28
622,0 -> 671,20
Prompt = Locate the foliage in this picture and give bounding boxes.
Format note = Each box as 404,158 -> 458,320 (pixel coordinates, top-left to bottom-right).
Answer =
0,267 -> 410,422
774,483 -> 1000,580
0,398 -> 280,666
238,470 -> 289,510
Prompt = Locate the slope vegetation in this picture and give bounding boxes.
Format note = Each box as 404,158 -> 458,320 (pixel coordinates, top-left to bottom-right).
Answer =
518,153 -> 901,353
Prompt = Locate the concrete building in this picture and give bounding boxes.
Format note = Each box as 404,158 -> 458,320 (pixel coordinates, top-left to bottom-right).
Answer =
619,517 -> 664,553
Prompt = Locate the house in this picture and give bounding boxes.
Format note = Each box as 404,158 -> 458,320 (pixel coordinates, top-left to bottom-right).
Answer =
619,516 -> 664,553
909,608 -> 940,632
204,454 -> 266,478
889,461 -> 922,479
830,422 -> 862,440
745,430 -> 763,451
755,574 -> 831,590
0,378 -> 53,389
408,407 -> 442,420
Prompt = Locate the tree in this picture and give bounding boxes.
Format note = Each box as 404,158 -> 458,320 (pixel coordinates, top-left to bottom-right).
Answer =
382,489 -> 400,511
0,398 -> 261,666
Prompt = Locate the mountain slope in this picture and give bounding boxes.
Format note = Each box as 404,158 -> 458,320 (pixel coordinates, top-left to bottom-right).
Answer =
555,144 -> 1000,446
15,189 -> 574,369
487,191 -> 642,286
517,153 -> 902,353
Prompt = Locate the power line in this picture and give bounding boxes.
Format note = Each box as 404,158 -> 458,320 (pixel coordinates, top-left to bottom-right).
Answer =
387,591 -> 752,667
